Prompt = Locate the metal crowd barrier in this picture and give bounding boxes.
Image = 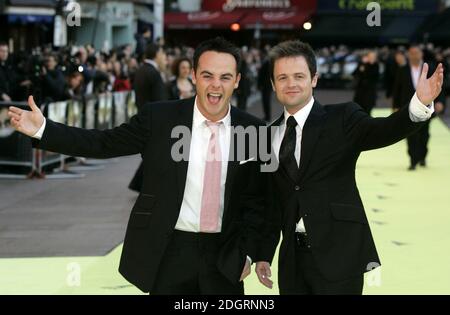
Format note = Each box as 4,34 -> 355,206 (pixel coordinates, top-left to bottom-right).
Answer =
0,90 -> 137,179
0,101 -> 36,179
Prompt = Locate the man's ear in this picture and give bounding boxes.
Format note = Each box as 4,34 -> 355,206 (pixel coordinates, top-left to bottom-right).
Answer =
191,69 -> 197,85
311,73 -> 319,88
234,73 -> 241,89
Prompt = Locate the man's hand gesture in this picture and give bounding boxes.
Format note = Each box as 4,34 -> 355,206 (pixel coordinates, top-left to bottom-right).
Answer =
416,63 -> 444,105
8,95 -> 44,137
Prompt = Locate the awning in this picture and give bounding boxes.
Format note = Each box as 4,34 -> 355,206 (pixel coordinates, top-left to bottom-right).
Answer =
382,15 -> 426,40
301,13 -> 427,43
240,10 -> 313,29
3,4 -> 56,23
421,8 -> 450,42
8,0 -> 56,6
164,11 -> 245,29
7,14 -> 54,23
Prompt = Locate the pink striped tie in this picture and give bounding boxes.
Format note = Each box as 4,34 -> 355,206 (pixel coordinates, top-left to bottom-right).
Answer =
200,121 -> 222,233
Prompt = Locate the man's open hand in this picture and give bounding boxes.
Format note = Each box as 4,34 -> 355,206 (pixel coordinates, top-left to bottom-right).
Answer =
8,95 -> 44,137
416,63 -> 444,105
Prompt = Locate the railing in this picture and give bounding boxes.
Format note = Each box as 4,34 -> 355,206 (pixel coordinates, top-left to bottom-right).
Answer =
0,90 -> 137,179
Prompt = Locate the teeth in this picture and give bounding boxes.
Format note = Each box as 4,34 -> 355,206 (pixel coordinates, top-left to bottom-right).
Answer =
208,93 -> 222,97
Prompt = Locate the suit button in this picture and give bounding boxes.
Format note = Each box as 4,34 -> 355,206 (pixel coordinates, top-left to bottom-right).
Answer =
307,245 -> 311,249
294,185 -> 300,191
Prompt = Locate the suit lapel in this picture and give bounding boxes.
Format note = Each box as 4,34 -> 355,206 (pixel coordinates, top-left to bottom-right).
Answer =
172,97 -> 195,206
271,113 -> 284,128
298,101 -> 326,181
222,106 -> 245,226
407,64 -> 415,92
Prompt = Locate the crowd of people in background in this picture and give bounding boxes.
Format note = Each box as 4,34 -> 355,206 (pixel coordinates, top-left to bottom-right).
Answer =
1,31 -> 449,119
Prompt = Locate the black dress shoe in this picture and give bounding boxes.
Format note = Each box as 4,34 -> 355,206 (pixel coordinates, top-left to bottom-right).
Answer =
408,164 -> 417,171
419,160 -> 426,167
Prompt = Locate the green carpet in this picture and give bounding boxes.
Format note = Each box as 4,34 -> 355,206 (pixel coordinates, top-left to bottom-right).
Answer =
1,109 -> 449,295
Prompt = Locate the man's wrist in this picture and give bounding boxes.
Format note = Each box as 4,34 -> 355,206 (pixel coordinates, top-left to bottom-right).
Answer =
32,118 -> 46,139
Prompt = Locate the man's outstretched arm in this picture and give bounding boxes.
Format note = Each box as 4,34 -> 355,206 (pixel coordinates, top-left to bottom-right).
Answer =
345,63 -> 444,151
8,95 -> 151,159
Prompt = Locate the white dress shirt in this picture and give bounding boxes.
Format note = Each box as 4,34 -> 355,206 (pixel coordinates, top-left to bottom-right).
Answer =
271,93 -> 434,233
175,98 -> 231,233
410,62 -> 422,90
144,59 -> 159,71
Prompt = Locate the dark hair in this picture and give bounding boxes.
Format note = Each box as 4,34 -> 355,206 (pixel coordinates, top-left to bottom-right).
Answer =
193,37 -> 241,73
269,40 -> 317,81
0,41 -> 8,47
408,43 -> 422,51
44,53 -> 57,63
172,57 -> 192,78
145,43 -> 162,60
86,55 -> 97,67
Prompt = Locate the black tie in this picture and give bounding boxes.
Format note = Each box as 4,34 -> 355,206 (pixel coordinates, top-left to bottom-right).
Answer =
279,116 -> 298,181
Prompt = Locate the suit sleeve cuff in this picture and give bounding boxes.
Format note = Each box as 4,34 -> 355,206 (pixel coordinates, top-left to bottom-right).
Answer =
409,92 -> 434,122
32,118 -> 46,139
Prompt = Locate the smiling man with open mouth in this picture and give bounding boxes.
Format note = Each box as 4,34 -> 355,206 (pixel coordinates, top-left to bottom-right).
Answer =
192,49 -> 240,122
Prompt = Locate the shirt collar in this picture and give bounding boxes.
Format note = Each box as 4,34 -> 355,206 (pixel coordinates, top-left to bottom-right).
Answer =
283,96 -> 315,130
411,61 -> 423,70
144,59 -> 159,70
193,96 -> 231,128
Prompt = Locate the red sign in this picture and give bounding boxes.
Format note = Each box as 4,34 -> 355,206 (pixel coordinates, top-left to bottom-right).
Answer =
202,0 -> 316,12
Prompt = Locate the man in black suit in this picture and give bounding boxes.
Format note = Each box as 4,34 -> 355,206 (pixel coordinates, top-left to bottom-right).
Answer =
129,43 -> 170,192
258,57 -> 273,122
254,40 -> 443,295
393,44 -> 446,170
0,42 -> 16,103
8,38 -> 265,295
353,51 -> 379,116
133,43 -> 168,111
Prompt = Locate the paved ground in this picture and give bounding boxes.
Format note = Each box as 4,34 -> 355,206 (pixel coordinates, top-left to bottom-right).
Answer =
0,156 -> 140,257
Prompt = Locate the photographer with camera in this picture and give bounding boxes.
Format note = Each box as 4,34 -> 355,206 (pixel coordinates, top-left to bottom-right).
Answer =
0,42 -> 17,102
40,54 -> 66,102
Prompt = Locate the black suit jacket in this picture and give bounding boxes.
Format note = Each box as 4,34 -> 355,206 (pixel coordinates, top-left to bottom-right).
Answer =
133,63 -> 168,110
258,100 -> 426,292
0,62 -> 17,99
32,97 -> 265,292
353,62 -> 379,108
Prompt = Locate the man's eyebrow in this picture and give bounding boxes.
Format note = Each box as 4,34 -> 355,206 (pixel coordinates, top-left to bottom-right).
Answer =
199,71 -> 234,77
276,72 -> 306,79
